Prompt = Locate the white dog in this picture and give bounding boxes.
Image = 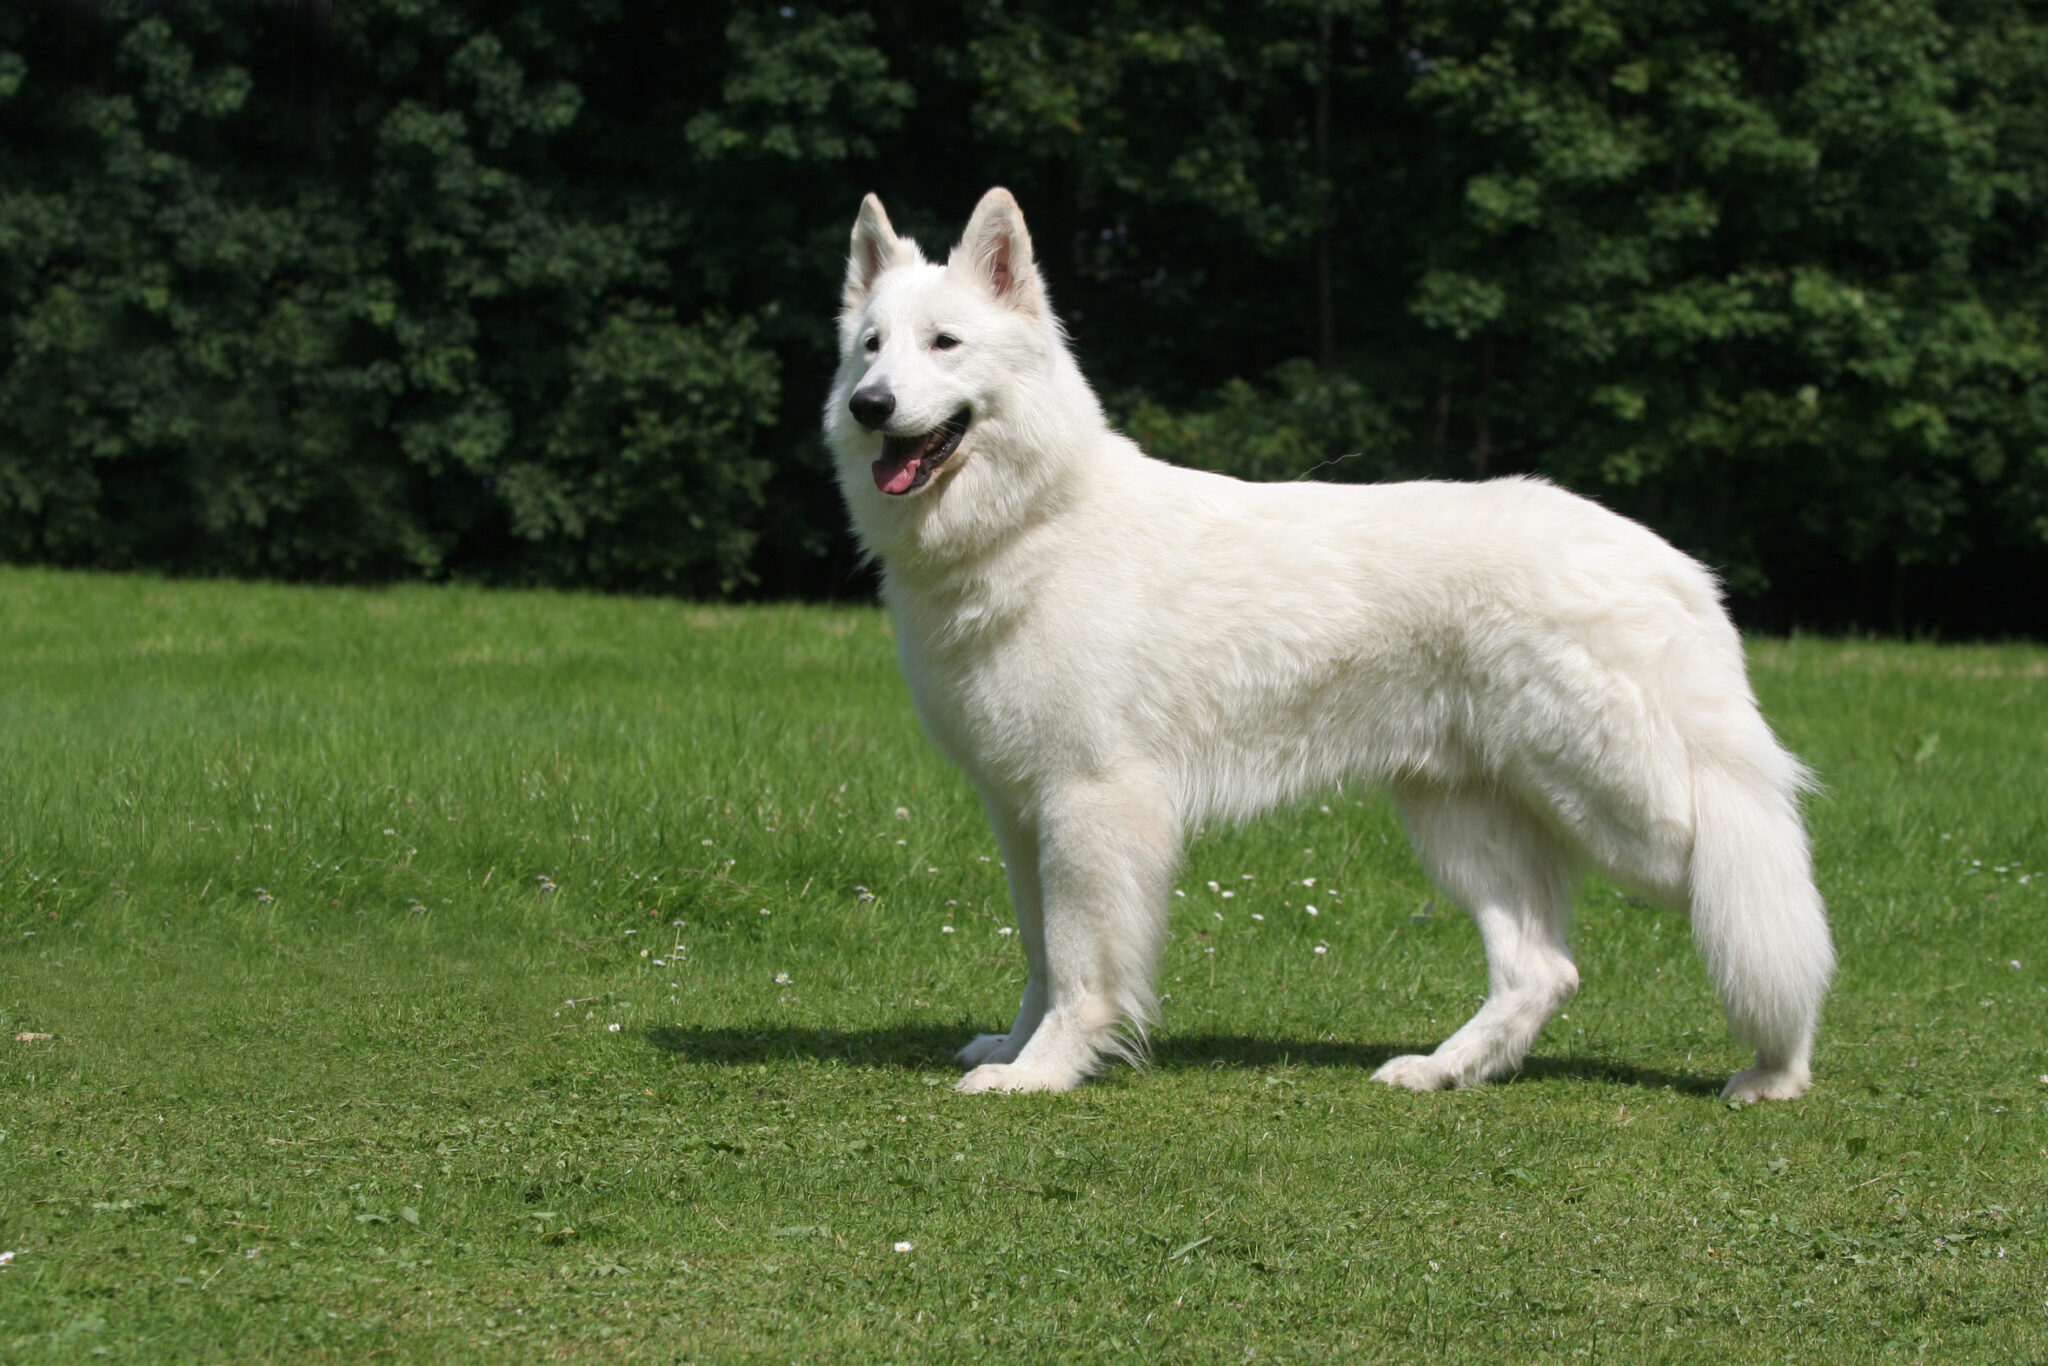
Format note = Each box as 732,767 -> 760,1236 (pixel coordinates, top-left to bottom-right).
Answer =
823,188 -> 1835,1101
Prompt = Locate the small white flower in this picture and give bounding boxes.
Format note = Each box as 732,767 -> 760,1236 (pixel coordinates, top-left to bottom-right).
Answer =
759,907 -> 772,916
607,1022 -> 621,1032
702,839 -> 713,846
1302,877 -> 1316,886
941,926 -> 955,934
1173,889 -> 1185,898
895,807 -> 910,820
893,1241 -> 915,1253
1251,913 -> 1265,921
1220,890 -> 1235,899
1206,881 -> 1219,892
1305,905 -> 1319,916
0,1251 -> 15,1268
775,972 -> 792,985
997,926 -> 1014,936
2012,960 -> 2023,970
383,828 -> 396,836
1314,944 -> 1328,955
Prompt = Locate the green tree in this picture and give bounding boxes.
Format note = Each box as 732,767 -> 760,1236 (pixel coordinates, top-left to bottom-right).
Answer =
0,2 -> 801,591
2,1 -> 2044,626
966,0 -> 2048,603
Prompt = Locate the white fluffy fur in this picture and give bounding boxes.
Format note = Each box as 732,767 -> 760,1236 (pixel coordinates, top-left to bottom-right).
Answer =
824,188 -> 1836,1101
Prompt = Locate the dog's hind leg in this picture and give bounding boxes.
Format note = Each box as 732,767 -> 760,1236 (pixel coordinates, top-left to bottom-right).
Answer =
956,794 -> 1046,1067
1373,782 -> 1578,1091
957,769 -> 1178,1094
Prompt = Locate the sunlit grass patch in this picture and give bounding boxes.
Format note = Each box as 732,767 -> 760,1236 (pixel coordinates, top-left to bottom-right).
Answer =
1,567 -> 2045,1362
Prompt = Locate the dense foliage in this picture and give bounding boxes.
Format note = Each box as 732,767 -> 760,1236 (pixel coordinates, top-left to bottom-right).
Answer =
3,1 -> 2045,628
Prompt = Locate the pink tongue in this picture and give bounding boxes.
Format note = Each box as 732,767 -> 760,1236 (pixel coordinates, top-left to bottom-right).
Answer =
873,452 -> 922,494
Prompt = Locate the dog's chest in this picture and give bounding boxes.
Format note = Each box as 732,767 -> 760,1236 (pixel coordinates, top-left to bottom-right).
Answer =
890,593 -> 1105,787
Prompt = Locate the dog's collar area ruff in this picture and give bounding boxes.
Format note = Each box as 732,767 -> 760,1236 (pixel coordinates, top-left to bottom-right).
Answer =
873,409 -> 971,495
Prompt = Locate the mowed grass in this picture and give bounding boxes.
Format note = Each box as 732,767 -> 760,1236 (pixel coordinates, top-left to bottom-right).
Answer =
1,565 -> 2044,1364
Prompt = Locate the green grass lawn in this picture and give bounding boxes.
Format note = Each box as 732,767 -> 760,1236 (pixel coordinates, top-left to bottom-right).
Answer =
2,565 -> 2044,1363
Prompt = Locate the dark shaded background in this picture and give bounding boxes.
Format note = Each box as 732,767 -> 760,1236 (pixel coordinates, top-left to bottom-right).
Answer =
2,1 -> 2044,635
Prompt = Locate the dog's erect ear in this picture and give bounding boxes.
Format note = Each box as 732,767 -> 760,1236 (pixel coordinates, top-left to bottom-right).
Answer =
845,194 -> 911,310
954,187 -> 1043,315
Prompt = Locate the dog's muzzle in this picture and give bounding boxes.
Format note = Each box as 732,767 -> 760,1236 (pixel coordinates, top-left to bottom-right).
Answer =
872,409 -> 971,496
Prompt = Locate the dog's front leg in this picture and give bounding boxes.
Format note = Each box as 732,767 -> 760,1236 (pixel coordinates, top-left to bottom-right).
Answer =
955,792 -> 1046,1067
956,769 -> 1178,1094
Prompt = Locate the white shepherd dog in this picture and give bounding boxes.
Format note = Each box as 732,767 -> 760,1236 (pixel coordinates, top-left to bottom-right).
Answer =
823,188 -> 1835,1102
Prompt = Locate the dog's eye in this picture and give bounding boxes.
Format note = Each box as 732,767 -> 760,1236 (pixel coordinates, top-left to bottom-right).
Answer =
863,334 -> 880,354
932,334 -> 960,351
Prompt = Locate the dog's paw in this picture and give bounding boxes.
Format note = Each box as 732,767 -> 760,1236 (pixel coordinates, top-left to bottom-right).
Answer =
1719,1065 -> 1811,1102
954,1062 -> 1079,1095
954,1034 -> 1009,1067
1370,1053 -> 1459,1092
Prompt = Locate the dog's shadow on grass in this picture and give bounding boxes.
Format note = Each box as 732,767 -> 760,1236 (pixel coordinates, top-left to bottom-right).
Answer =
642,1024 -> 1720,1096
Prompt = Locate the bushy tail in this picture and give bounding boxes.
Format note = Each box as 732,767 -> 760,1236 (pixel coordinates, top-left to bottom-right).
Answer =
1688,748 -> 1835,1075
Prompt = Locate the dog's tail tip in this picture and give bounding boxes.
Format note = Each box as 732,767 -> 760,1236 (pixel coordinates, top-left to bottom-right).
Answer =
1688,760 -> 1835,1065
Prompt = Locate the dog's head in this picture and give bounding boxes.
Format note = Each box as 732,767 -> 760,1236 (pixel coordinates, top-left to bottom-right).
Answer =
824,188 -> 1059,529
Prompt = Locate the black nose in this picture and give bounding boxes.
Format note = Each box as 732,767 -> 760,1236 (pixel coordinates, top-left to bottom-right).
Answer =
850,384 -> 895,431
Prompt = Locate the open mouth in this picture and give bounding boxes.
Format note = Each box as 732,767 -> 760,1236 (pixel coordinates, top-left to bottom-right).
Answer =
872,408 -> 970,496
